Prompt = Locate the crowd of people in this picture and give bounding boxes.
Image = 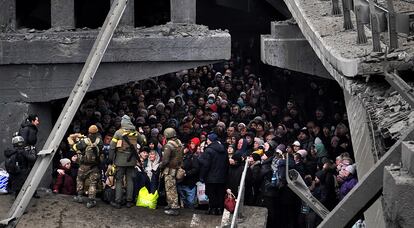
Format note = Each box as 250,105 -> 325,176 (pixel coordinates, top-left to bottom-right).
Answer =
45,58 -> 358,227
4,46 -> 358,227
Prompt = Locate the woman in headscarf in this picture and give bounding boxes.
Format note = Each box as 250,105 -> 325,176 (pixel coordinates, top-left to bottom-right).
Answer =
144,150 -> 161,194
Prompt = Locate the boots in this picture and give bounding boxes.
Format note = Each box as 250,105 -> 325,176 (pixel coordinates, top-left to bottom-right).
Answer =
214,208 -> 223,215
125,201 -> 134,208
86,199 -> 97,208
206,208 -> 213,215
73,195 -> 85,203
110,201 -> 121,209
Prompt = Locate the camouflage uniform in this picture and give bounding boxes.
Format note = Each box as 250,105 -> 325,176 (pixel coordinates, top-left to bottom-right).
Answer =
109,115 -> 146,207
161,137 -> 183,211
68,133 -> 102,207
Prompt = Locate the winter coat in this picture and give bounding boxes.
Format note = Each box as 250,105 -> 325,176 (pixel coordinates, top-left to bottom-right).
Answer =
19,121 -> 38,147
199,141 -> 229,184
339,175 -> 358,200
315,169 -> 337,210
53,166 -> 76,195
180,152 -> 200,187
257,156 -> 278,198
6,147 -> 37,192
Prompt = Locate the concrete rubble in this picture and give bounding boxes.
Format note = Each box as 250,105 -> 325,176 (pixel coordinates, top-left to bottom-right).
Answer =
349,79 -> 414,154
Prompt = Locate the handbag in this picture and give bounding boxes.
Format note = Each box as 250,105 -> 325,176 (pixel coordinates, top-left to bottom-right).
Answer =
196,182 -> 209,205
136,186 -> 159,209
224,192 -> 237,213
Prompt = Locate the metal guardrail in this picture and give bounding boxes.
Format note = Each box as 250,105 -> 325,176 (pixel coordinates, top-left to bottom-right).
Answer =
230,159 -> 249,228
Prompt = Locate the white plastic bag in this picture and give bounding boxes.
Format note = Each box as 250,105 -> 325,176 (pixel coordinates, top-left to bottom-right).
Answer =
196,181 -> 209,205
0,168 -> 9,194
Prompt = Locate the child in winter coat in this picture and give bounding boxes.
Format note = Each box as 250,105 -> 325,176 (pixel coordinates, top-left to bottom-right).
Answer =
53,158 -> 76,195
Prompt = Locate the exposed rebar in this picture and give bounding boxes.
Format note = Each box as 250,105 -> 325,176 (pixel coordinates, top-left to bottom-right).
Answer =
342,0 -> 354,30
332,0 -> 342,15
355,5 -> 368,44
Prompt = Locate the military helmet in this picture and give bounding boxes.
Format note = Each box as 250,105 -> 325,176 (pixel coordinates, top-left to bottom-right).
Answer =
163,128 -> 177,139
12,135 -> 25,147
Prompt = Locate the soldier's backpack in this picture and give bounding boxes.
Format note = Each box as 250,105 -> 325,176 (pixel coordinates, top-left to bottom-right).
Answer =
77,137 -> 100,165
4,149 -> 20,174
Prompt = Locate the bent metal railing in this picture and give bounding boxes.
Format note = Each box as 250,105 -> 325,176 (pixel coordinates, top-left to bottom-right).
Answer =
230,159 -> 249,228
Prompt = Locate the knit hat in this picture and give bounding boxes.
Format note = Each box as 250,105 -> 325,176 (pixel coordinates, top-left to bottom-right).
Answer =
121,115 -> 135,129
60,158 -> 71,167
345,165 -> 356,175
276,144 -> 286,152
168,98 -> 176,104
190,137 -> 201,146
292,141 -> 301,147
88,125 -> 99,134
217,121 -> 226,129
151,128 -> 159,137
297,149 -> 308,158
208,94 -> 216,100
207,133 -> 218,142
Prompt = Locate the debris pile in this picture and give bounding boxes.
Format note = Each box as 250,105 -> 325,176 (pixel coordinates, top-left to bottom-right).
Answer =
353,81 -> 414,143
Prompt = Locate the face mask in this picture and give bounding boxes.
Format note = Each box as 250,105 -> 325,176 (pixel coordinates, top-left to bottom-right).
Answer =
187,89 -> 193,96
208,98 -> 214,104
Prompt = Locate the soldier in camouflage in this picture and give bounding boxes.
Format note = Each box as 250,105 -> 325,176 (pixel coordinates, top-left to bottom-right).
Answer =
109,115 -> 146,208
160,128 -> 183,216
69,125 -> 102,208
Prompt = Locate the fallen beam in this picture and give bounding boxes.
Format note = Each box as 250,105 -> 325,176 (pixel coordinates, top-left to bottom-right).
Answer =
0,25 -> 230,65
0,0 -> 128,226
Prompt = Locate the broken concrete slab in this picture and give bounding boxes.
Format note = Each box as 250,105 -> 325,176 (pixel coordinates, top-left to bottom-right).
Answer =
401,141 -> 414,175
0,24 -> 230,64
261,35 -> 331,79
282,0 -> 414,77
270,21 -> 304,39
0,61 -> 221,103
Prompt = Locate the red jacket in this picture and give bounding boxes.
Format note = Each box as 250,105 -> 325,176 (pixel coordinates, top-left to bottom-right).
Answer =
53,166 -> 76,195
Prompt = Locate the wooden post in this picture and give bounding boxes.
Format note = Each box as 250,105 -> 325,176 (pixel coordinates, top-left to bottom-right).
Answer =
386,0 -> 398,49
355,5 -> 367,44
332,0 -> 342,15
342,0 -> 353,30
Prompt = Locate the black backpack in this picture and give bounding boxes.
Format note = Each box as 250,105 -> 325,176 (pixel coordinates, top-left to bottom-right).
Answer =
4,149 -> 20,174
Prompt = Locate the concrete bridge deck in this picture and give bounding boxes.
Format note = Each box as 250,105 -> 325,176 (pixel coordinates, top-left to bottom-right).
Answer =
282,0 -> 414,78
